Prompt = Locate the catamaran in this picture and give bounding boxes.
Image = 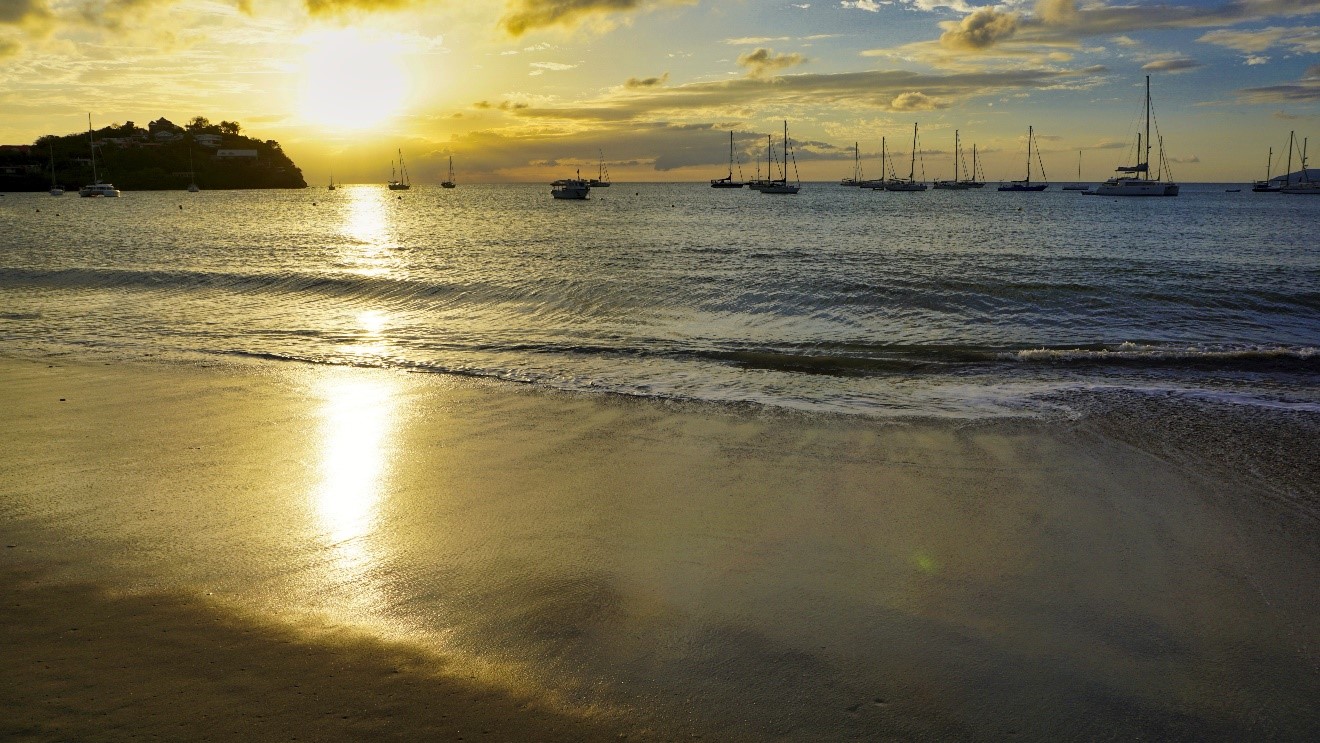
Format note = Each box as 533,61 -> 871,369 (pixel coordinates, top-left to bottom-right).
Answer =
78,114 -> 120,198
1093,76 -> 1178,197
998,125 -> 1049,191
711,131 -> 745,188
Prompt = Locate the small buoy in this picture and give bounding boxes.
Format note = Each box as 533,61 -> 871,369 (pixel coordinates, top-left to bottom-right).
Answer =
313,202 -> 317,206
179,204 -> 183,210
35,208 -> 40,212
59,398 -> 66,402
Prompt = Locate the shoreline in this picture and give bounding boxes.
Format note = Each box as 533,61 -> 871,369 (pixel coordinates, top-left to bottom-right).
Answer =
3,354 -> 1316,740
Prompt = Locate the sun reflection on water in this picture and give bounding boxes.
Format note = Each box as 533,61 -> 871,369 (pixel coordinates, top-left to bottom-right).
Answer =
340,187 -> 398,275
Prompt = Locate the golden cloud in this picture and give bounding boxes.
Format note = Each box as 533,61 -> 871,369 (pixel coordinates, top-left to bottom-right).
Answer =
500,0 -> 693,37
736,47 -> 807,77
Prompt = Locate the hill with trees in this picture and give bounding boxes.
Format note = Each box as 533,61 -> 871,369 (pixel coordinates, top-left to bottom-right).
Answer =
0,116 -> 306,191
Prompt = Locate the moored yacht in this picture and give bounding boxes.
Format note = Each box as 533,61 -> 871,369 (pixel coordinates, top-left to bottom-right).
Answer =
1093,76 -> 1178,197
79,114 -> 120,197
551,169 -> 590,199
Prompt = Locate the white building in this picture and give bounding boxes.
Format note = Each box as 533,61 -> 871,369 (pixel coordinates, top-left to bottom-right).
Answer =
215,149 -> 257,159
193,134 -> 223,148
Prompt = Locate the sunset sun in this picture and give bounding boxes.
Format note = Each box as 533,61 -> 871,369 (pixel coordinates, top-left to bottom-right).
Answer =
298,29 -> 410,131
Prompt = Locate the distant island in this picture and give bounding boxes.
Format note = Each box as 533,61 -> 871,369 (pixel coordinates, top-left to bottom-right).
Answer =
0,117 -> 306,191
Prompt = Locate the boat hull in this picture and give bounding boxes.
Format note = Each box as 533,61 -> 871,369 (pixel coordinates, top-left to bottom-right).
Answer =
710,180 -> 744,188
885,182 -> 927,192
1093,180 -> 1178,197
78,184 -> 121,197
388,183 -> 410,191
998,183 -> 1048,192
932,181 -> 971,190
759,184 -> 800,194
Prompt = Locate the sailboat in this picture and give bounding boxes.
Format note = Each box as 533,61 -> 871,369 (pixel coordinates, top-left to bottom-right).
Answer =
327,172 -> 336,191
711,131 -> 745,188
840,142 -> 863,186
589,150 -> 610,187
759,121 -> 801,194
78,114 -> 120,197
186,149 -> 200,192
869,136 -> 893,190
48,145 -> 63,196
747,134 -> 775,191
966,143 -> 986,187
887,123 -> 927,191
1062,151 -> 1088,190
1280,136 -> 1320,195
1252,145 -> 1279,192
933,130 -> 972,190
998,125 -> 1049,191
1094,76 -> 1178,196
442,155 -> 456,188
388,149 -> 410,190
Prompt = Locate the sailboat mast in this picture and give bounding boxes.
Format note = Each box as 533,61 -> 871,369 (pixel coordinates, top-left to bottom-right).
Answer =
909,123 -> 917,180
88,113 -> 98,183
1286,131 -> 1295,186
728,131 -> 734,180
1144,75 -> 1151,175
1026,126 -> 1033,184
953,130 -> 959,181
881,136 -> 886,181
972,144 -> 977,181
1265,147 -> 1273,182
776,120 -> 786,183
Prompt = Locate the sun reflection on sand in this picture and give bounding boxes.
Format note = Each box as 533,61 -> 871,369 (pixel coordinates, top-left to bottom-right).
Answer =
313,374 -> 397,576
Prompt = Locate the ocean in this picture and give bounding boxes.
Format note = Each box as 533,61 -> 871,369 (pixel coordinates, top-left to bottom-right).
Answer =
2,183 -> 1319,740
2,182 -> 1317,419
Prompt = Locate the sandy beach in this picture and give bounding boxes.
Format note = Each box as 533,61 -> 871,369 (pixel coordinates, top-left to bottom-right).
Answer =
2,355 -> 1317,740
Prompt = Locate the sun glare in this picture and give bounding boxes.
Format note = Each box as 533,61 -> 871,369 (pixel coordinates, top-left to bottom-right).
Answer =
299,29 -> 410,131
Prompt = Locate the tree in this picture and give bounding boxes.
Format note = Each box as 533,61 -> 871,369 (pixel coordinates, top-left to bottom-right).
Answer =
219,120 -> 242,136
186,116 -> 212,132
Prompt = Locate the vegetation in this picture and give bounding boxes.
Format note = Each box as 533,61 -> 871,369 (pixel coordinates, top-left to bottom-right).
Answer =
0,117 -> 306,191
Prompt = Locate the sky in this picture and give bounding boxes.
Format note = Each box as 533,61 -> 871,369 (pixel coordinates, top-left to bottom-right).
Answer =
2,0 -> 1318,183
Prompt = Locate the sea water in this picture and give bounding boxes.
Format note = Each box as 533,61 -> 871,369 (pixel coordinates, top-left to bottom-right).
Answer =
2,184 -> 1319,740
2,183 -> 1317,419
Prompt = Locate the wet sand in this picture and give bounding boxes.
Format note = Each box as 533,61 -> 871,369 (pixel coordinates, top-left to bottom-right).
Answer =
2,356 -> 1316,740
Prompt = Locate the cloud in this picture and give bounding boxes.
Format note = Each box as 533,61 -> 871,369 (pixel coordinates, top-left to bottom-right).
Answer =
736,47 -> 807,77
1140,57 -> 1202,73
624,72 -> 668,87
1168,154 -> 1200,164
841,1 -> 883,11
1236,65 -> 1320,103
938,8 -> 1020,51
1197,26 -> 1320,54
499,0 -> 695,37
1245,55 -> 1269,65
303,0 -> 416,15
889,91 -> 947,110
0,0 -> 51,26
501,65 -> 1105,123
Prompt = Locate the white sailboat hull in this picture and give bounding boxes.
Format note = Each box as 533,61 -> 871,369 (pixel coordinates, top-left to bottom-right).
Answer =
1093,179 -> 1178,197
